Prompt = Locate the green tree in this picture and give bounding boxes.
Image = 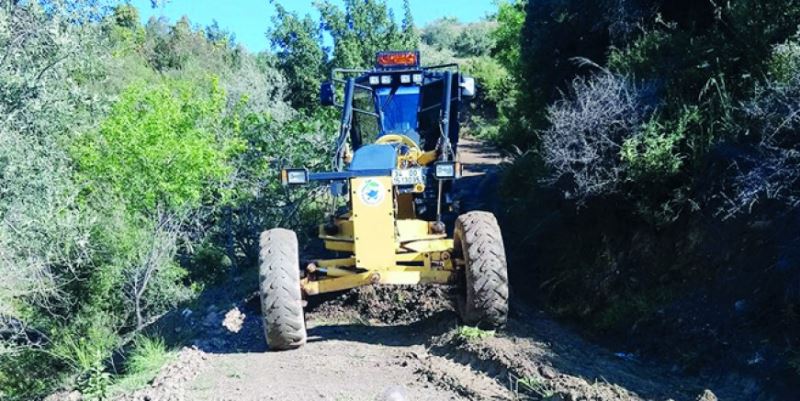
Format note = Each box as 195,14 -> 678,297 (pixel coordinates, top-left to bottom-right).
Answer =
400,0 -> 419,49
421,17 -> 462,51
453,22 -> 496,57
268,4 -> 325,109
112,3 -> 140,29
315,0 -> 419,69
73,79 -> 241,213
492,0 -> 525,73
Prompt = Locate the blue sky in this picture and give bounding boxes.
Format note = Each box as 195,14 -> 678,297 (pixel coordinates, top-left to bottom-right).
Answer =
129,0 -> 497,52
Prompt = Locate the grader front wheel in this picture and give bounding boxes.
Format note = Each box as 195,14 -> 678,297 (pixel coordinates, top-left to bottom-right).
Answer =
258,229 -> 307,351
454,211 -> 510,328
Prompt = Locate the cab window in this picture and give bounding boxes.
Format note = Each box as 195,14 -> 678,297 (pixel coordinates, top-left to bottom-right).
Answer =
376,86 -> 420,137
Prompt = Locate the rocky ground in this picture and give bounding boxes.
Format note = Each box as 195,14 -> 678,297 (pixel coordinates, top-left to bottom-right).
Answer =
110,285 -> 751,401
106,139 -> 760,401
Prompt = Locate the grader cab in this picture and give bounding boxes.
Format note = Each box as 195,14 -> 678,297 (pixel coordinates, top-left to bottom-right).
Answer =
259,51 -> 509,350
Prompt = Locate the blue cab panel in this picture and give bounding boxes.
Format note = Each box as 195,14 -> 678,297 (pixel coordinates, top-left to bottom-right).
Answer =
349,144 -> 398,171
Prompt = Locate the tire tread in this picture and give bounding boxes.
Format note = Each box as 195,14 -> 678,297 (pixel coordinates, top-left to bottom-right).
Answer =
455,211 -> 509,328
258,228 -> 307,350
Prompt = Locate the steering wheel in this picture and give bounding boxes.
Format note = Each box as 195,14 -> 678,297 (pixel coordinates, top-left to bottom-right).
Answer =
375,134 -> 421,151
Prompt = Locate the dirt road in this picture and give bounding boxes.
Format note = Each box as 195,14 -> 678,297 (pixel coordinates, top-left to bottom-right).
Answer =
117,139 -> 756,401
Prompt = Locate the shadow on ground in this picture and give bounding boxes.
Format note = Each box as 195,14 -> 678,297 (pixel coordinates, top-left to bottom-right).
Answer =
305,310 -> 457,348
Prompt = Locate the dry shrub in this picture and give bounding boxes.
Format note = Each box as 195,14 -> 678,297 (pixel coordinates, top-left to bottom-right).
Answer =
541,70 -> 652,200
723,45 -> 800,217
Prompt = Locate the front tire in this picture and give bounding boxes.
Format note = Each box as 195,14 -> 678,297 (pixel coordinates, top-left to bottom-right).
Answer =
258,229 -> 307,350
454,211 -> 509,328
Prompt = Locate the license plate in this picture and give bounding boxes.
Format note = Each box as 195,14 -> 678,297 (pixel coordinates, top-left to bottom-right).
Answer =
392,168 -> 425,186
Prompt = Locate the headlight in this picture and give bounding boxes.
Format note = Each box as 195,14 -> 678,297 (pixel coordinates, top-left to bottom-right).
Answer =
369,76 -> 380,85
412,73 -> 423,84
460,76 -> 476,98
434,162 -> 459,180
400,74 -> 411,84
281,168 -> 309,186
380,75 -> 392,85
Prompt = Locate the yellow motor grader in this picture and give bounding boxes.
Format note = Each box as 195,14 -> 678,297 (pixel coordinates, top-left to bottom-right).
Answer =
259,51 -> 509,350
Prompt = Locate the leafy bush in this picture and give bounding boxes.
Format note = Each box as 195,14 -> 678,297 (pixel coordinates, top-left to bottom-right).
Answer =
0,3 -> 308,399
491,0 -> 525,74
219,108 -> 337,264
487,0 -> 531,149
768,39 -> 800,84
464,57 -> 509,101
73,79 -> 242,213
422,18 -> 496,58
497,0 -> 800,381
453,22 -> 496,57
0,0 -> 110,368
621,107 -> 698,180
421,17 -> 462,51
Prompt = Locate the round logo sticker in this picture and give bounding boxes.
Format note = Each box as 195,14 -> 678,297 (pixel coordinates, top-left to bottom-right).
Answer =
359,179 -> 386,206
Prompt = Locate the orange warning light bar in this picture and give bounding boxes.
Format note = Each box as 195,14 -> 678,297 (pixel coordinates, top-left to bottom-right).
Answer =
376,51 -> 419,68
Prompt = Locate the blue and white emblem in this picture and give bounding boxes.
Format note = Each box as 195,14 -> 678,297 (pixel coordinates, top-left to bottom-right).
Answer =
359,179 -> 386,206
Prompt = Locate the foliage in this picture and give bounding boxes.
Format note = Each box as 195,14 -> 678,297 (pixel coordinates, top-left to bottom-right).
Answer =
220,107 -> 337,264
508,0 -> 800,219
769,39 -> 800,84
51,315 -> 118,400
464,56 -> 509,102
268,4 -> 325,110
316,0 -> 418,68
491,0 -> 525,73
127,336 -> 171,375
73,79 -> 241,213
0,2 -> 314,399
269,0 -> 419,110
621,107 -> 699,180
421,17 -> 461,51
453,22 -> 496,57
422,17 -> 495,58
497,0 -> 800,380
462,56 -> 511,140
415,13 -> 516,142
516,0 -> 612,146
0,2 -> 109,374
724,44 -> 800,216
79,364 -> 112,401
485,0 -> 530,148
456,326 -> 495,342
111,336 -> 175,394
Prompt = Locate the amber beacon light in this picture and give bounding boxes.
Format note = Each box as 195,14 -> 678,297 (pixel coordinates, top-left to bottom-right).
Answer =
376,51 -> 419,68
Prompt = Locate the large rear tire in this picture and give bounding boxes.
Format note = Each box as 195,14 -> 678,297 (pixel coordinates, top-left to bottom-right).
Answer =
454,211 -> 509,328
258,228 -> 307,350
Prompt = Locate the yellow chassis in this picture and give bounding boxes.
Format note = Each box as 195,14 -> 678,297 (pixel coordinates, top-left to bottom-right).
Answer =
300,176 -> 458,296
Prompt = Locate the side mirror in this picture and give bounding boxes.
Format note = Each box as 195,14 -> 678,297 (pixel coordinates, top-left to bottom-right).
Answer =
460,76 -> 476,99
320,81 -> 335,106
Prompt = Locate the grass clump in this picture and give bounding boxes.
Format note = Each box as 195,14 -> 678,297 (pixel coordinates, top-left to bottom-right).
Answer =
510,374 -> 555,400
456,326 -> 496,342
110,336 -> 176,394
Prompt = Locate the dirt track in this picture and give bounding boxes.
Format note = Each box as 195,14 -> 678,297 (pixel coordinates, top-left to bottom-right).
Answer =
116,139 -> 757,401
